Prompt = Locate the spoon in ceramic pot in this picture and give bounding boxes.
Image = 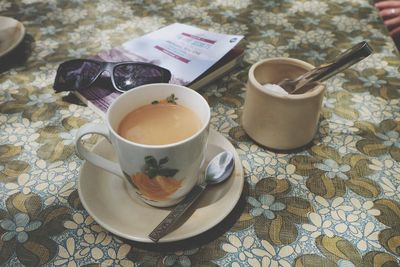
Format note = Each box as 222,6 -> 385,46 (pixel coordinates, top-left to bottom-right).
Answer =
278,41 -> 373,94
148,150 -> 235,243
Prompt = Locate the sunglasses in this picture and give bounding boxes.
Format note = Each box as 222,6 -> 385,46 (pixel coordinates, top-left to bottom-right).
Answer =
53,59 -> 172,93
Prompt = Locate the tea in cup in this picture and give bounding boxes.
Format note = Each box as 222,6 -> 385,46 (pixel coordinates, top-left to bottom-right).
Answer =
75,83 -> 210,207
242,58 -> 326,150
118,97 -> 202,145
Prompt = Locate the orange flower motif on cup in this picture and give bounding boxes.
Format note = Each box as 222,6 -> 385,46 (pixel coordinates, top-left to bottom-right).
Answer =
130,156 -> 181,201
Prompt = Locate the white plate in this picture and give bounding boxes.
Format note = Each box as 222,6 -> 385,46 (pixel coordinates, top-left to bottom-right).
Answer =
78,129 -> 244,243
0,16 -> 25,58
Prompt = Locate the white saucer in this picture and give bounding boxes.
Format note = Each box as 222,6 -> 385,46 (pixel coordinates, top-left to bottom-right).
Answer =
0,16 -> 25,58
78,129 -> 244,243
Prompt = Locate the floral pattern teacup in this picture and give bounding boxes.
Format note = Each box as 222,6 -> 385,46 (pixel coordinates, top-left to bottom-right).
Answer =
75,84 -> 210,207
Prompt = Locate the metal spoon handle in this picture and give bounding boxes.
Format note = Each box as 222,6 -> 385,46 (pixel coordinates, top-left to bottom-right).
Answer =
312,41 -> 372,82
148,184 -> 206,243
291,41 -> 373,94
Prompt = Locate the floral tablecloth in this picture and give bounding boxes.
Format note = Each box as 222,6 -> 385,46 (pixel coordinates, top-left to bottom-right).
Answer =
1,0 -> 400,266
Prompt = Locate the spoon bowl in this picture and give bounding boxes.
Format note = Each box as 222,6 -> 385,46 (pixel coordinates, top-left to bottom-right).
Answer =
205,151 -> 235,185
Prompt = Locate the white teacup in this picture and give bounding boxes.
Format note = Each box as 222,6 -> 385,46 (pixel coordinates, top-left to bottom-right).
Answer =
75,83 -> 210,207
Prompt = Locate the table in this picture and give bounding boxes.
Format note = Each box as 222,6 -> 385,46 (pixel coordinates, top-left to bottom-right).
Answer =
1,0 -> 399,266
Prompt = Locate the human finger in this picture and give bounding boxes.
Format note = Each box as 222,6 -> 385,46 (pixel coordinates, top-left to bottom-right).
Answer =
383,14 -> 400,28
390,26 -> 400,36
375,1 -> 400,10
379,7 -> 400,18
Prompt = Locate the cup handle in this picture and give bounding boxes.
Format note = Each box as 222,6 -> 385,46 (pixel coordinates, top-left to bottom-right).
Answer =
75,123 -> 125,179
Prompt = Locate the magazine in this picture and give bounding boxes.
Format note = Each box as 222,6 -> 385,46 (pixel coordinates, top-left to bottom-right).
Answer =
74,23 -> 244,116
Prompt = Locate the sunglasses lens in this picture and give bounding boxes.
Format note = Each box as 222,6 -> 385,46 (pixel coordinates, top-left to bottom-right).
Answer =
54,60 -> 102,91
113,64 -> 171,91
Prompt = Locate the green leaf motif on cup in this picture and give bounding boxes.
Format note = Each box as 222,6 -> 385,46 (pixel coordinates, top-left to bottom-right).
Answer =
131,156 -> 181,201
144,156 -> 178,178
151,94 -> 178,105
166,93 -> 178,104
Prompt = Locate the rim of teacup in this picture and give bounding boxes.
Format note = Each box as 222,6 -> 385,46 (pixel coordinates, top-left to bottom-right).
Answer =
248,57 -> 326,100
107,83 -> 211,149
0,16 -> 26,58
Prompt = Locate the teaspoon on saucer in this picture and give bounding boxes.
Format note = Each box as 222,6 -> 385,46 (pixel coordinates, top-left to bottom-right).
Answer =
278,41 -> 373,94
148,150 -> 235,243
